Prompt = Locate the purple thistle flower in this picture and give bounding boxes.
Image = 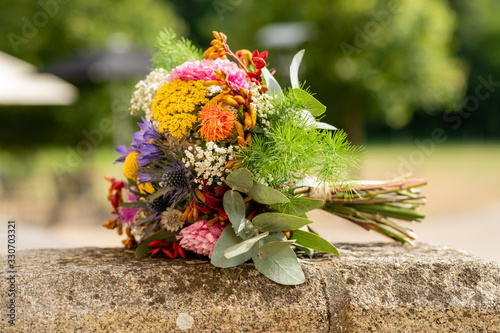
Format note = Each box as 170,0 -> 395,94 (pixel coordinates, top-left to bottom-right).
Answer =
114,140 -> 133,164
115,117 -> 163,164
136,142 -> 163,169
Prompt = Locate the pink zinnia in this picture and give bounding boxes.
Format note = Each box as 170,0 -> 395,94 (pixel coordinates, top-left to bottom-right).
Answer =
168,58 -> 251,90
177,221 -> 224,258
117,189 -> 139,227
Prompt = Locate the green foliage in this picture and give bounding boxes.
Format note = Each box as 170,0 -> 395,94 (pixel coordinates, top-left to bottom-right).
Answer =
291,230 -> 340,257
211,227 -> 252,268
258,239 -> 296,257
246,181 -> 289,204
224,168 -> 254,192
152,29 -> 203,71
222,190 -> 247,237
238,89 -> 362,188
223,232 -> 269,259
251,235 -> 305,285
224,168 -> 289,204
252,213 -> 311,232
270,196 -> 324,216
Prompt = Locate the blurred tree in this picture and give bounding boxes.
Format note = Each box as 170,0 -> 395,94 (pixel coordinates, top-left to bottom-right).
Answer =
0,0 -> 184,151
445,0 -> 500,138
198,0 -> 467,143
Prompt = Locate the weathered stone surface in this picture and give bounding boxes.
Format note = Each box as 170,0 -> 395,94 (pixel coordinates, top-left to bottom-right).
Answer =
0,243 -> 498,332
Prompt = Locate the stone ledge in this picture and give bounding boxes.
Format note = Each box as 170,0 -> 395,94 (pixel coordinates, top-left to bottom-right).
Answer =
1,243 -> 498,332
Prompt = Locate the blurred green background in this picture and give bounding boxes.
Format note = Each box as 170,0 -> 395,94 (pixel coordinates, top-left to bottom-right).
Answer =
0,0 -> 498,261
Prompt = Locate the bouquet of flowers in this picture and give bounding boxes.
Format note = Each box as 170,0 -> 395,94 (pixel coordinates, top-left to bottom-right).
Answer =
103,30 -> 426,285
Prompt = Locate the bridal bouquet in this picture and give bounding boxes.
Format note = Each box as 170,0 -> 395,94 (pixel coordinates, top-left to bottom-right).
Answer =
103,30 -> 426,285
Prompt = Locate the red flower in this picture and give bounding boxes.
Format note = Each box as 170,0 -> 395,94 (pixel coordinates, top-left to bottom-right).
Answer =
147,240 -> 186,259
194,181 -> 229,219
246,50 -> 269,85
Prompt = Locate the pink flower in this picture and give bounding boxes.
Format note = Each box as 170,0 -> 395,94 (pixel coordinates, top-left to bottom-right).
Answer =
117,189 -> 139,227
176,221 -> 224,258
168,58 -> 251,90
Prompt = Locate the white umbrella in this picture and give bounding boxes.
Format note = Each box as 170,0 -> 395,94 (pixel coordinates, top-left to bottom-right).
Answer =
0,51 -> 78,106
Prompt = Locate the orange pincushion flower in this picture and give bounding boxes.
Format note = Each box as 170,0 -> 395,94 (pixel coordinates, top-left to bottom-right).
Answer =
198,102 -> 236,143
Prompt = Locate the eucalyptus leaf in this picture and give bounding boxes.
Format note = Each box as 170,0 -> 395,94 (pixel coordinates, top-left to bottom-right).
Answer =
136,229 -> 178,258
247,181 -> 289,204
237,219 -> 257,240
294,244 -> 315,258
223,190 -> 246,235
261,67 -> 283,98
270,197 -> 324,216
292,88 -> 326,116
223,232 -> 269,259
290,49 -> 305,89
251,235 -> 305,285
258,239 -> 296,257
291,230 -> 340,257
211,227 -> 251,268
252,213 -> 312,232
224,168 -> 253,192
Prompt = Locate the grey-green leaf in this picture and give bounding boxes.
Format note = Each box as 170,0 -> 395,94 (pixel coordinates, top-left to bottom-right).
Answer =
223,190 -> 246,236
237,219 -> 257,240
247,181 -> 289,204
136,229 -> 178,258
252,235 -> 305,285
291,229 -> 340,257
258,239 -> 296,257
223,232 -> 269,259
211,227 -> 251,268
224,168 -> 254,192
252,213 -> 312,232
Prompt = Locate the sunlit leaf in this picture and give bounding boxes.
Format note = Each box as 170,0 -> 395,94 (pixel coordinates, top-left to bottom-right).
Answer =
293,88 -> 326,116
261,67 -> 283,98
290,49 -> 305,89
315,122 -> 337,131
291,230 -> 339,257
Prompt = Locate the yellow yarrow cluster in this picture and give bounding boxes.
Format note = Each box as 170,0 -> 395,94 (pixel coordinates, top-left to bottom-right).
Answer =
151,79 -> 209,138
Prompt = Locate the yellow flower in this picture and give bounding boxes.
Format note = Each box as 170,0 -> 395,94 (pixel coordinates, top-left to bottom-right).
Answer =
151,79 -> 209,138
123,152 -> 140,180
138,182 -> 155,194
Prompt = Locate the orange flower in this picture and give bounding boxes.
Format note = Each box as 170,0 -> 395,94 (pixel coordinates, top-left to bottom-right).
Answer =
198,102 -> 236,143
